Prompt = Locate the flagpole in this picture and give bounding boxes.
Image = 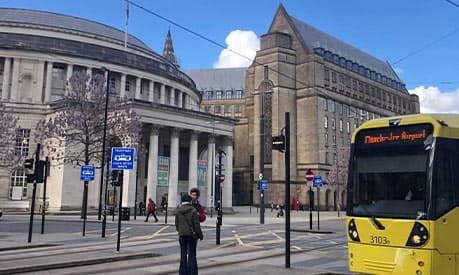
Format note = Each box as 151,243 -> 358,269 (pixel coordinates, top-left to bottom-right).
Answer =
124,0 -> 129,50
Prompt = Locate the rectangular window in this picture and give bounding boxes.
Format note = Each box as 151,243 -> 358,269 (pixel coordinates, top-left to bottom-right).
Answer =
52,65 -> 65,81
324,116 -> 328,129
339,103 -> 343,115
332,135 -> 336,145
323,98 -> 328,111
204,106 -> 211,113
234,105 -> 242,117
15,129 -> 31,156
235,90 -> 243,99
331,72 -> 337,83
125,80 -> 131,92
332,118 -> 336,129
347,121 -> 350,134
216,90 -> 223,99
324,68 -> 330,80
331,101 -> 335,113
224,104 -> 232,117
225,90 -> 233,99
325,152 -> 329,164
214,105 -> 221,113
339,119 -> 343,132
324,133 -> 328,145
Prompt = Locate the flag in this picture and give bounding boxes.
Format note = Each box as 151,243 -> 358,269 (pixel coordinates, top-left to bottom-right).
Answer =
124,0 -> 129,50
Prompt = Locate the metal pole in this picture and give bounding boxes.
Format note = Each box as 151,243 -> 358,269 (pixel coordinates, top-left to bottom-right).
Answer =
309,186 -> 313,230
40,157 -> 49,234
82,181 -> 88,236
102,159 -> 110,238
317,187 -> 320,231
336,149 -> 341,217
28,144 -> 40,243
28,181 -> 37,243
117,173 -> 123,251
98,69 -> 110,221
259,92 -> 265,225
285,112 -> 291,268
134,164 -> 139,220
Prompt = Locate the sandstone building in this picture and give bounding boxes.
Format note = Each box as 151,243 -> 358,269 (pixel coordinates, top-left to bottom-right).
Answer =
235,5 -> 420,209
0,8 -> 235,212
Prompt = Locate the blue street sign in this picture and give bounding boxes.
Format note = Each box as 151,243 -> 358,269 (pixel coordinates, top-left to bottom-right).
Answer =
111,147 -> 135,170
80,166 -> 95,181
260,179 -> 268,191
313,175 -> 323,188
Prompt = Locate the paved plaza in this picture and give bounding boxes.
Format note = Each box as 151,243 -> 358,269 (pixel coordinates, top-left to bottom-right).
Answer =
0,207 -> 352,274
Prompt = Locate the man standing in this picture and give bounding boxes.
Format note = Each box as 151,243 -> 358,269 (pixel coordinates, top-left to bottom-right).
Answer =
145,198 -> 158,223
190,187 -> 206,223
175,194 -> 203,275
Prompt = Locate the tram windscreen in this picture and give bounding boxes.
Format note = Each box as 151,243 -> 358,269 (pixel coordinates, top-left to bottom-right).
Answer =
349,123 -> 433,219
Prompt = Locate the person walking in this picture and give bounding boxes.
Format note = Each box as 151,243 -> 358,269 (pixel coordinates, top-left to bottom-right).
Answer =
145,198 -> 158,222
175,194 -> 203,275
190,187 -> 206,223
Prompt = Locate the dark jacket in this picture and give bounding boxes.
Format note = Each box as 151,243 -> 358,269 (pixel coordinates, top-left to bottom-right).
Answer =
175,202 -> 203,239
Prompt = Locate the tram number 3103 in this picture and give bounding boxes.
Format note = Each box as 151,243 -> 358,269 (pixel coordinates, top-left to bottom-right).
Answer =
370,235 -> 390,245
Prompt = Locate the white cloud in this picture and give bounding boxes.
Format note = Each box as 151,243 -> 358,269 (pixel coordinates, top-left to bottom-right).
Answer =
409,86 -> 459,113
214,30 -> 260,68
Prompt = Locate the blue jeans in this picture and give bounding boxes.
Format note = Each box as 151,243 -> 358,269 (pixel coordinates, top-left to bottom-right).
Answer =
179,235 -> 198,275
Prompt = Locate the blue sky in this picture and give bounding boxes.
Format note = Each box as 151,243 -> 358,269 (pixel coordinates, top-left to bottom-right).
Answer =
2,0 -> 459,112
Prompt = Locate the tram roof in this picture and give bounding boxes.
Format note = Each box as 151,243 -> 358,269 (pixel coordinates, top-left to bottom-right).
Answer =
351,113 -> 459,143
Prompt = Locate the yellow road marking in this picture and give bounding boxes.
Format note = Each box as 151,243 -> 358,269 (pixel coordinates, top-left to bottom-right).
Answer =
110,227 -> 131,237
292,245 -> 302,251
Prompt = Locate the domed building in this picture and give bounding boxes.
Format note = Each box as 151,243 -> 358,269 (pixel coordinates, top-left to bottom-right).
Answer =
0,8 -> 235,212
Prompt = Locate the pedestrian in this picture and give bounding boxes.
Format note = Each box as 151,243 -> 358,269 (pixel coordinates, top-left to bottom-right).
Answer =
145,198 -> 158,222
161,194 -> 167,211
190,187 -> 206,223
175,194 -> 203,275
276,204 -> 281,218
271,202 -> 274,213
139,201 -> 145,216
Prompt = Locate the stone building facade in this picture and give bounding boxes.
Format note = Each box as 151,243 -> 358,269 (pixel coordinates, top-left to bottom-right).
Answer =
0,8 -> 235,212
235,5 -> 420,209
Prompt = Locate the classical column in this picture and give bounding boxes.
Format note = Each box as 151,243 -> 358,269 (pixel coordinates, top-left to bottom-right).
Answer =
206,135 -> 215,208
65,64 -> 73,96
146,127 -> 159,202
44,61 -> 53,103
160,83 -> 166,104
167,128 -> 180,208
2,57 -> 11,100
122,160 -> 137,208
178,91 -> 183,108
170,87 -> 176,106
86,67 -> 92,83
135,77 -> 141,100
148,80 -> 154,102
183,94 -> 189,109
188,132 -> 198,190
10,58 -> 20,101
120,74 -> 126,98
223,138 -> 233,210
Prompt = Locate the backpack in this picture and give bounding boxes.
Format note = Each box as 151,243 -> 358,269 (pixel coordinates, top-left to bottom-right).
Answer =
197,205 -> 206,223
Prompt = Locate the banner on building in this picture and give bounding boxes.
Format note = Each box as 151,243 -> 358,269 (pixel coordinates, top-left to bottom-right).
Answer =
197,160 -> 207,189
157,156 -> 170,186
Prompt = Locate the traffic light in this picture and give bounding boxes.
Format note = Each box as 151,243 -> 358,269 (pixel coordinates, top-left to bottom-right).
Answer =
272,135 -> 286,152
24,158 -> 34,183
110,170 -> 123,187
34,160 -> 46,183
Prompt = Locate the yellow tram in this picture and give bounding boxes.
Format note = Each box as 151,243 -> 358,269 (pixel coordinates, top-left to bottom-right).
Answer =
346,114 -> 459,275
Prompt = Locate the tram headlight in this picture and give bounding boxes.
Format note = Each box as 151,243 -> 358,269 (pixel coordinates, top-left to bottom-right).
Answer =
406,222 -> 429,247
348,219 -> 360,242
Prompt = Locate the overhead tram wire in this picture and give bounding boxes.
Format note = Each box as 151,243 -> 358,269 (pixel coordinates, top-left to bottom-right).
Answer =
391,27 -> 459,65
127,0 -> 312,92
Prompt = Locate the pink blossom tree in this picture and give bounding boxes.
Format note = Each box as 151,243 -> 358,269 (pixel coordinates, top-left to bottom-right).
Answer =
35,70 -> 143,217
35,70 -> 143,167
327,147 -> 350,187
0,101 -> 23,170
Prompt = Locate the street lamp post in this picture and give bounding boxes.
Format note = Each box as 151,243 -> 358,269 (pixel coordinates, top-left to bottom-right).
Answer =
99,69 -> 110,233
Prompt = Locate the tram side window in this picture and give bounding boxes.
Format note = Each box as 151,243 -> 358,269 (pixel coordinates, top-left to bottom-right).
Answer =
432,139 -> 457,218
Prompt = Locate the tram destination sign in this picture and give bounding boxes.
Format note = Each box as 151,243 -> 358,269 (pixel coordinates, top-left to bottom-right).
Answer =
356,123 -> 433,148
